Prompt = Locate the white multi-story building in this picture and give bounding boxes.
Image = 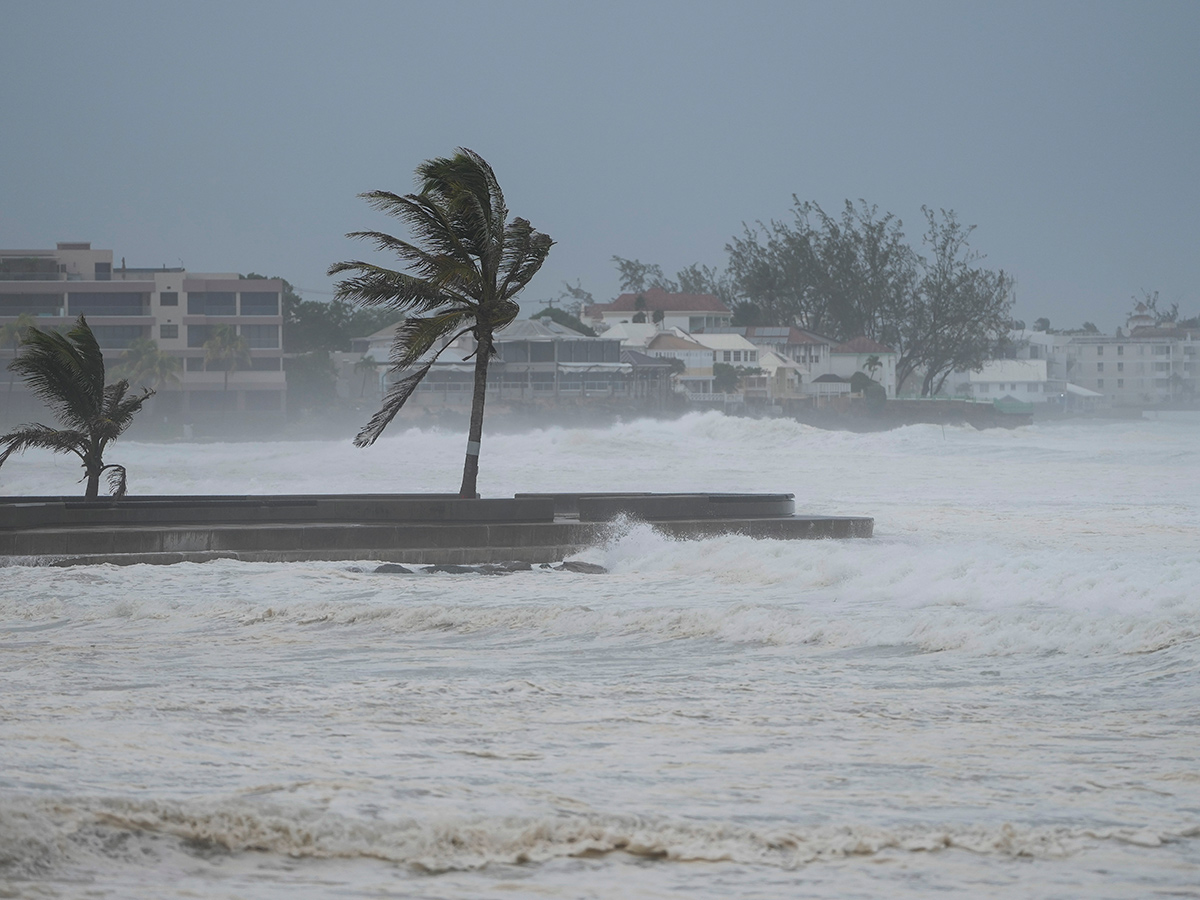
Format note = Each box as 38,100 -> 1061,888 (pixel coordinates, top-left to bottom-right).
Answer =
1069,327 -> 1199,406
0,243 -> 285,419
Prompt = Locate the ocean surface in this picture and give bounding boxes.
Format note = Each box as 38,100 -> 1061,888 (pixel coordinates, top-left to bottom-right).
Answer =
2,412 -> 1198,898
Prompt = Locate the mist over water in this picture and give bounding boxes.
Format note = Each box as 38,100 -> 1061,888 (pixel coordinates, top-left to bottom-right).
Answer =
2,413 -> 1198,897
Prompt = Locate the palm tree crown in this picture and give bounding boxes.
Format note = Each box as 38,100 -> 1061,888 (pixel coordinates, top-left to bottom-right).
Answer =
114,337 -> 182,392
0,316 -> 153,499
329,148 -> 553,496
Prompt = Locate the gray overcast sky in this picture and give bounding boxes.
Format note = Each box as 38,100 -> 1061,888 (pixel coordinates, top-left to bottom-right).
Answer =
2,0 -> 1197,331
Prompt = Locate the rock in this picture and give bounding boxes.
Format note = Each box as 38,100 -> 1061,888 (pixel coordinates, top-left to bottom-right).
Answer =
373,563 -> 413,574
423,564 -> 480,574
555,560 -> 607,575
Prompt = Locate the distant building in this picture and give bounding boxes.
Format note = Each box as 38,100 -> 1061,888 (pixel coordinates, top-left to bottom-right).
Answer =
645,332 -> 715,394
828,336 -> 897,398
583,288 -> 732,333
1070,325 -> 1199,406
0,243 -> 285,419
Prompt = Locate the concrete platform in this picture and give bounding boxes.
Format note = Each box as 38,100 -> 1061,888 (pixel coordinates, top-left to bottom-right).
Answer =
0,493 -> 873,567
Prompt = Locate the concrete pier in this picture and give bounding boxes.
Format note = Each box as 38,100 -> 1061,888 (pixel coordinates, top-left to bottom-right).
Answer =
0,493 -> 873,567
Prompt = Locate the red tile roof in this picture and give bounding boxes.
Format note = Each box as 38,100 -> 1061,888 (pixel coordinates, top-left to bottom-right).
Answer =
585,287 -> 731,315
832,336 -> 893,353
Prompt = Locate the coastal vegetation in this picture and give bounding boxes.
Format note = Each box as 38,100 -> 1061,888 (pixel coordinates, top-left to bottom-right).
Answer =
329,147 -> 553,497
0,316 -> 153,499
571,200 -> 1014,396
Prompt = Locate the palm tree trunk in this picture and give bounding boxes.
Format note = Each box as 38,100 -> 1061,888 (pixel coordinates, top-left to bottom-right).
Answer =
85,466 -> 101,500
459,333 -> 491,498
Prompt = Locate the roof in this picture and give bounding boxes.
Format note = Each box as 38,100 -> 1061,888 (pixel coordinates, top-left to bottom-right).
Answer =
647,332 -> 711,352
687,332 -> 759,351
600,321 -> 664,347
832,336 -> 893,354
497,319 -> 579,340
585,287 -> 731,315
622,349 -> 673,367
812,373 -> 847,383
743,325 -> 830,346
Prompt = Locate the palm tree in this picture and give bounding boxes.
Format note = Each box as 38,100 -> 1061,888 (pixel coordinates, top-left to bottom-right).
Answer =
2,313 -> 37,415
203,325 -> 251,403
864,354 -> 882,381
0,316 -> 153,499
329,148 -> 553,497
354,354 -> 379,398
114,337 -> 182,393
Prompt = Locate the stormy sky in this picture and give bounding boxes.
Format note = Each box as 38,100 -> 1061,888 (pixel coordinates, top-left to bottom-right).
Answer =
2,0 -> 1197,332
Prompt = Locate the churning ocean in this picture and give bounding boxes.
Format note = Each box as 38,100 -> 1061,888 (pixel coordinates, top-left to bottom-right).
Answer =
1,412 -> 1198,899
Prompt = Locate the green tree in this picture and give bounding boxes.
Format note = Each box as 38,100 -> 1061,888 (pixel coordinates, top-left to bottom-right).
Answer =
203,325 -> 251,398
329,148 -> 553,497
0,316 -> 153,499
896,208 -> 1015,396
1033,317 -> 1051,332
864,354 -> 882,381
113,337 -> 182,392
2,313 -> 37,413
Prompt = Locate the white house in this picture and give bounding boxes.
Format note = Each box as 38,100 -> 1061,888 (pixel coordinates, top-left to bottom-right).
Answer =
645,331 -> 715,393
827,336 -> 897,397
686,332 -> 761,366
967,359 -> 1052,401
584,288 -> 732,333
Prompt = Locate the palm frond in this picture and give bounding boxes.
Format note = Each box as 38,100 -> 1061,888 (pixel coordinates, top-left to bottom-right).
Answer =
329,260 -> 477,312
0,424 -> 87,467
353,362 -> 435,448
8,317 -> 106,429
389,312 -> 473,371
498,218 -> 554,300
102,464 -> 128,498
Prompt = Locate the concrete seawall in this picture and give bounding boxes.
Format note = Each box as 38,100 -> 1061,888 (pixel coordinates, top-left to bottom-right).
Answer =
0,493 -> 873,567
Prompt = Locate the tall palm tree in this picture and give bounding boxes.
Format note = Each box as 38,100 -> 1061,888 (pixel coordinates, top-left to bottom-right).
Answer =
0,316 -> 153,499
114,337 -> 182,393
329,148 -> 553,497
203,325 -> 251,401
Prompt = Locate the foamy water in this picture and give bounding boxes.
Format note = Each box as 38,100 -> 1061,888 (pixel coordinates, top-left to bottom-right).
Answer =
2,412 -> 1198,897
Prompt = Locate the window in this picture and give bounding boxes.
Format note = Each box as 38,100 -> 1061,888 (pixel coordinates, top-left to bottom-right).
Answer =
1097,346 -> 1104,356
1153,345 -> 1170,356
1117,345 -> 1124,356
187,325 -> 211,348
1155,362 -> 1169,372
1117,378 -> 1124,388
733,351 -> 742,362
240,291 -> 279,316
723,350 -> 732,362
977,383 -> 989,392
1097,378 -> 1104,388
249,357 -> 282,371
94,262 -> 111,281
749,351 -> 757,362
1117,362 -> 1123,372
89,325 -> 145,349
160,324 -> 179,340
242,324 -> 279,348
1097,362 -> 1103,372
160,291 -> 178,306
68,291 -> 147,316
187,292 -> 236,316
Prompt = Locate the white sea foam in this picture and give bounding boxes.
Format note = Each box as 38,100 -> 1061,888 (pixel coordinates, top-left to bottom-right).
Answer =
2,413 -> 1199,897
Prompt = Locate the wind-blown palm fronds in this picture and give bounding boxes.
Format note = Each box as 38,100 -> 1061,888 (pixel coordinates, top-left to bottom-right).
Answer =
0,316 -> 153,499
329,148 -> 553,497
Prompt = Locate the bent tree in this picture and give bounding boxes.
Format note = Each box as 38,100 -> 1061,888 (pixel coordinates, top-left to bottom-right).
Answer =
329,148 -> 553,497
0,316 -> 154,499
